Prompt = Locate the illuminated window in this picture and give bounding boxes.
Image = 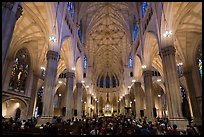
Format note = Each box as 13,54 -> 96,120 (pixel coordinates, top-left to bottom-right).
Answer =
8,48 -> 30,93
83,55 -> 87,70
106,75 -> 110,88
129,57 -> 133,69
142,2 -> 148,17
196,44 -> 202,78
133,21 -> 138,41
100,76 -> 104,88
198,59 -> 202,77
67,2 -> 74,21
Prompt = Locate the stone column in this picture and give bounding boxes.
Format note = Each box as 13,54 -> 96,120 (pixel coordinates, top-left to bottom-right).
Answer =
2,58 -> 13,91
125,94 -> 130,116
65,72 -> 75,119
37,50 -> 59,126
160,46 -> 187,128
134,82 -> 142,119
76,82 -> 83,119
2,2 -> 23,65
120,98 -> 123,115
87,94 -> 91,117
183,68 -> 202,125
27,73 -> 39,119
143,70 -> 154,121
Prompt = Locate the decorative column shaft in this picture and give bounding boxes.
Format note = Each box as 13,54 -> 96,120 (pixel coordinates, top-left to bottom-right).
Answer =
2,58 -> 13,91
143,70 -> 154,120
38,50 -> 59,124
87,94 -> 91,117
183,68 -> 202,125
160,46 -> 187,128
2,2 -> 22,65
27,73 -> 39,119
76,82 -> 83,119
134,82 -> 142,119
65,72 -> 75,119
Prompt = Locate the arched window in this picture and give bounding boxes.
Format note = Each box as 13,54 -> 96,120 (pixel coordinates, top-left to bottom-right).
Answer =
112,75 -> 116,88
83,55 -> 87,70
196,45 -> 202,77
67,2 -> 74,21
129,57 -> 133,69
106,75 -> 110,88
141,2 -> 148,17
133,21 -> 138,41
100,76 -> 104,88
198,59 -> 202,77
8,48 -> 30,93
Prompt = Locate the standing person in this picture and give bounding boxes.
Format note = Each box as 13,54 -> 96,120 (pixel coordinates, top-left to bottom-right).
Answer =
170,124 -> 180,135
90,126 -> 99,135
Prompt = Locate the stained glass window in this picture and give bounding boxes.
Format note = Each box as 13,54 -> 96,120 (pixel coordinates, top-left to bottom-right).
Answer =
133,22 -> 138,41
198,59 -> 202,77
106,75 -> 110,88
83,55 -> 87,70
100,76 -> 103,88
8,48 -> 30,93
67,2 -> 74,21
129,57 -> 133,69
142,2 -> 148,17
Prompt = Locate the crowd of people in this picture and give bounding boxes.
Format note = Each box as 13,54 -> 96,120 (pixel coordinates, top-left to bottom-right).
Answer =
2,115 -> 202,135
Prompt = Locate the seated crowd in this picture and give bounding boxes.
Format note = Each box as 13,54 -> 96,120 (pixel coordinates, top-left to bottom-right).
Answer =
2,115 -> 201,135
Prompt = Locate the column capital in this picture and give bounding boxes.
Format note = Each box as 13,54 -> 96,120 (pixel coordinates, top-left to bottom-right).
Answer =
76,82 -> 83,88
66,71 -> 75,78
159,45 -> 176,58
2,2 -> 14,10
134,82 -> 141,87
46,50 -> 59,61
16,5 -> 23,20
143,70 -> 152,77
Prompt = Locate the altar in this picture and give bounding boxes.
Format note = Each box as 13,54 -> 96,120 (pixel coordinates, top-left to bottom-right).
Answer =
104,103 -> 112,116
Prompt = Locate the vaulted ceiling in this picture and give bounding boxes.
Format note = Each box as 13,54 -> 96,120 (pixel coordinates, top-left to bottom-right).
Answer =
81,2 -> 133,81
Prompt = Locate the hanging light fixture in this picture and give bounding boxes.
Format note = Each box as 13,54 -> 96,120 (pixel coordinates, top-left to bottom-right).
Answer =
49,2 -> 59,43
162,2 -> 172,38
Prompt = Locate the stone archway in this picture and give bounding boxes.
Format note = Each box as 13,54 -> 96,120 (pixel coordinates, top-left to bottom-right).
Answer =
2,97 -> 27,120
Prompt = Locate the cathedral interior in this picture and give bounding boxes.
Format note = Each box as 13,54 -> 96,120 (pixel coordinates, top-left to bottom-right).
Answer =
2,2 -> 202,134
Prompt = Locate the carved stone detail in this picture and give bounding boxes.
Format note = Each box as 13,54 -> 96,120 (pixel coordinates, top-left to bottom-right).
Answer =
16,5 -> 23,20
46,50 -> 59,61
159,46 -> 176,58
2,2 -> 14,10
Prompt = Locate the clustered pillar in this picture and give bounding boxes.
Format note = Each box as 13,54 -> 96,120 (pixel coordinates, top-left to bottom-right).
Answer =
134,82 -> 142,120
183,67 -> 202,125
76,82 -> 83,119
160,46 -> 187,128
87,94 -> 91,117
37,50 -> 59,125
143,70 -> 154,121
2,2 -> 22,65
65,72 -> 75,119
